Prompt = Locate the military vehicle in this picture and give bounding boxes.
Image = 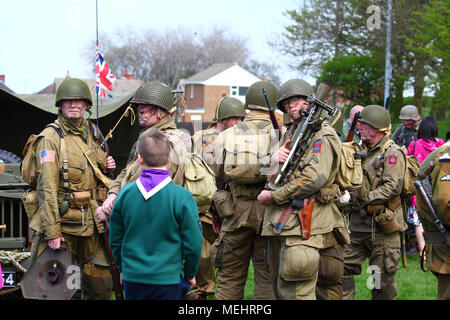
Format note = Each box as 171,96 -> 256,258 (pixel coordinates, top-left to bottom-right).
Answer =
0,149 -> 32,299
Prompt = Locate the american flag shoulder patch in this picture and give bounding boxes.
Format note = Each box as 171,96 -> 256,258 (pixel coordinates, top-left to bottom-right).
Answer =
40,150 -> 55,164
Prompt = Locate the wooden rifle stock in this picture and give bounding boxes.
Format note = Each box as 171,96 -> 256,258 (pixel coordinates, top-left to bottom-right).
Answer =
103,222 -> 125,300
345,111 -> 361,142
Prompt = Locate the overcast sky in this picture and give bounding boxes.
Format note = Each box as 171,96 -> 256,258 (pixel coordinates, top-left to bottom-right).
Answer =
1,0 -> 301,94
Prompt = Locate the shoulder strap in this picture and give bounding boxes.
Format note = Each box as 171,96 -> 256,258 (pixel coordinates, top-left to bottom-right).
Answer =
46,122 -> 69,192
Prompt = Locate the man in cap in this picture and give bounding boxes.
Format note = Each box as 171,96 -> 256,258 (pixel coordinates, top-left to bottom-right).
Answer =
257,79 -> 347,300
342,105 -> 407,300
392,105 -> 421,148
341,105 -> 364,143
191,96 -> 246,299
99,81 -> 191,216
32,78 -> 116,299
210,81 -> 278,300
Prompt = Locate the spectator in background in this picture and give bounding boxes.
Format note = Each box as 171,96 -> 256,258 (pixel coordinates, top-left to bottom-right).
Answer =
341,105 -> 364,143
406,116 -> 445,257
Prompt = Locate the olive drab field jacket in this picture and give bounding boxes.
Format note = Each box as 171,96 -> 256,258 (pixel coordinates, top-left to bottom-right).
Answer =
108,118 -> 191,195
35,119 -> 110,239
349,135 -> 407,233
262,123 -> 345,244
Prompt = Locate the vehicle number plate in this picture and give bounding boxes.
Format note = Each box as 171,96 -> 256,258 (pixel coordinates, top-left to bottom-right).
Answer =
2,272 -> 16,287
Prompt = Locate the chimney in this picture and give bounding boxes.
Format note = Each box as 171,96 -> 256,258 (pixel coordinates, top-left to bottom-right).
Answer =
0,75 -> 5,83
121,71 -> 134,80
66,70 -> 70,79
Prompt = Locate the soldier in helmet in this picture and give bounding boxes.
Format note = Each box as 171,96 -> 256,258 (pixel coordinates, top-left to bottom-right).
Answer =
415,134 -> 450,300
99,81 -> 191,217
392,105 -> 421,148
191,96 -> 246,299
32,78 -> 117,299
342,105 -> 407,300
257,79 -> 347,300
210,81 -> 278,300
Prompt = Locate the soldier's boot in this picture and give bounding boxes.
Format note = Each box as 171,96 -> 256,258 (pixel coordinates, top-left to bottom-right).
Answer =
81,263 -> 113,300
371,271 -> 397,300
195,238 -> 216,299
342,275 -> 356,300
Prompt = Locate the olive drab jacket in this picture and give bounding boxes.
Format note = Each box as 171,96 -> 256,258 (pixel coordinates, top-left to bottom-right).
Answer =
214,111 -> 278,233
192,123 -> 219,176
261,122 -> 345,247
35,118 -> 110,240
416,142 -> 450,274
108,118 -> 191,195
349,135 -> 407,233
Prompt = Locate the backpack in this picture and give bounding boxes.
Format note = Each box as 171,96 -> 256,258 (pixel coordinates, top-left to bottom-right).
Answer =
182,152 -> 217,212
334,141 -> 365,191
223,121 -> 276,185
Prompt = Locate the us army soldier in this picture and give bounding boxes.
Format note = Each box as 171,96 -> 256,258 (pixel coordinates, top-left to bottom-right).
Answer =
342,105 -> 407,300
257,79 -> 346,300
191,97 -> 245,299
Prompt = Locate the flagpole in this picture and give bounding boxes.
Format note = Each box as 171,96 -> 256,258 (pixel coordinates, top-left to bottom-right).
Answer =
96,0 -> 99,128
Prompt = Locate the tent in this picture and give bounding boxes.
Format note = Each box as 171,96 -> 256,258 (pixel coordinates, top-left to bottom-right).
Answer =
0,88 -> 140,175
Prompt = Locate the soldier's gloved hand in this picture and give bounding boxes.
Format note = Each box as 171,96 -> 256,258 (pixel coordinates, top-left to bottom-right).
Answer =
95,206 -> 108,222
212,216 -> 222,235
257,190 -> 273,206
48,237 -> 65,250
106,156 -> 116,172
335,190 -> 351,208
102,193 -> 117,214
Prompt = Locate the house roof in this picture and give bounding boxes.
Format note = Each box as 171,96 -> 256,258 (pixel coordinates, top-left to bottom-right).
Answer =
0,82 -> 15,94
185,62 -> 238,83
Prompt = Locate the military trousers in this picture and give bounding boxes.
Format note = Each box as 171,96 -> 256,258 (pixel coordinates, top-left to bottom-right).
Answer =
435,273 -> 450,300
316,241 -> 344,300
342,231 -> 401,300
211,227 -> 275,300
196,221 -> 217,297
38,231 -> 113,300
268,235 -> 321,300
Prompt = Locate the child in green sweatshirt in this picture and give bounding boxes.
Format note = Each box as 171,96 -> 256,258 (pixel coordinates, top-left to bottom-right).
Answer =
109,128 -> 202,300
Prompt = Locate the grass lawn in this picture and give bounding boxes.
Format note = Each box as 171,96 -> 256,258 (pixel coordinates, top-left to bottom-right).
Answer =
241,252 -> 437,300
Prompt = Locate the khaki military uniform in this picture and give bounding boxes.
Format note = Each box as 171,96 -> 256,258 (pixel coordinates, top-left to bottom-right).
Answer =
108,118 -> 191,195
343,135 -> 407,300
34,117 -> 112,300
191,123 -> 220,297
262,122 -> 345,300
416,142 -> 450,300
211,111 -> 276,300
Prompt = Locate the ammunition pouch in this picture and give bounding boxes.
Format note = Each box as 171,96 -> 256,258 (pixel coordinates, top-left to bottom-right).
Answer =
316,184 -> 341,204
97,184 -> 108,203
212,190 -> 235,218
68,191 -> 91,209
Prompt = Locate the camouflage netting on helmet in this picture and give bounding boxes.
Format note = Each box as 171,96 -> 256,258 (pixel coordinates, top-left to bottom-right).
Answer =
399,105 -> 421,121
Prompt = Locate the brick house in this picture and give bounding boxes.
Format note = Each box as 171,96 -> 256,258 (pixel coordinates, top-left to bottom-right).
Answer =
178,63 -> 261,122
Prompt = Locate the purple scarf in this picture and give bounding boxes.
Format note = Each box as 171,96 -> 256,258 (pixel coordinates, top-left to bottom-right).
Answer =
137,169 -> 171,200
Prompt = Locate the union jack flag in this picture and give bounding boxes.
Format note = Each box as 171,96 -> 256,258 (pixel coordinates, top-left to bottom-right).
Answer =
95,46 -> 116,98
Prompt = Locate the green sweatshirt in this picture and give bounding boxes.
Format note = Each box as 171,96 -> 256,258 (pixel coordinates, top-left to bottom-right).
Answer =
109,180 -> 202,285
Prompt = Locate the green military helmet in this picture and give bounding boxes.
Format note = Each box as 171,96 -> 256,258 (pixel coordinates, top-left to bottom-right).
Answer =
55,78 -> 93,107
277,79 -> 315,113
399,105 -> 421,121
359,104 -> 391,132
214,97 -> 246,121
131,81 -> 175,113
245,81 -> 278,111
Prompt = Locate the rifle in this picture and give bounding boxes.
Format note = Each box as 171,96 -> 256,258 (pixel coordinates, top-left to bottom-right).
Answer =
414,178 -> 450,247
345,111 -> 361,142
262,88 -> 281,140
88,121 -> 124,300
268,84 -> 336,238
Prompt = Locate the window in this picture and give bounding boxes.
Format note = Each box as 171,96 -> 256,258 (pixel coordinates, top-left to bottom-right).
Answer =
231,86 -> 249,97
238,86 -> 249,96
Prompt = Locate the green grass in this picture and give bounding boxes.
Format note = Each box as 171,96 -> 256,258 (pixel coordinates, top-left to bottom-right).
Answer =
241,254 -> 437,300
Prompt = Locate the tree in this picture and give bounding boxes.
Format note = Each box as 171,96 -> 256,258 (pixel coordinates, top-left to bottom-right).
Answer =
318,51 -> 385,107
83,26 -> 252,89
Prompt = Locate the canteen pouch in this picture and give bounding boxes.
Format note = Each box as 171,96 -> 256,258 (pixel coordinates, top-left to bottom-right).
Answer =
316,184 -> 341,204
97,184 -> 108,202
22,190 -> 39,219
68,191 -> 91,209
213,190 -> 235,218
374,208 -> 399,235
